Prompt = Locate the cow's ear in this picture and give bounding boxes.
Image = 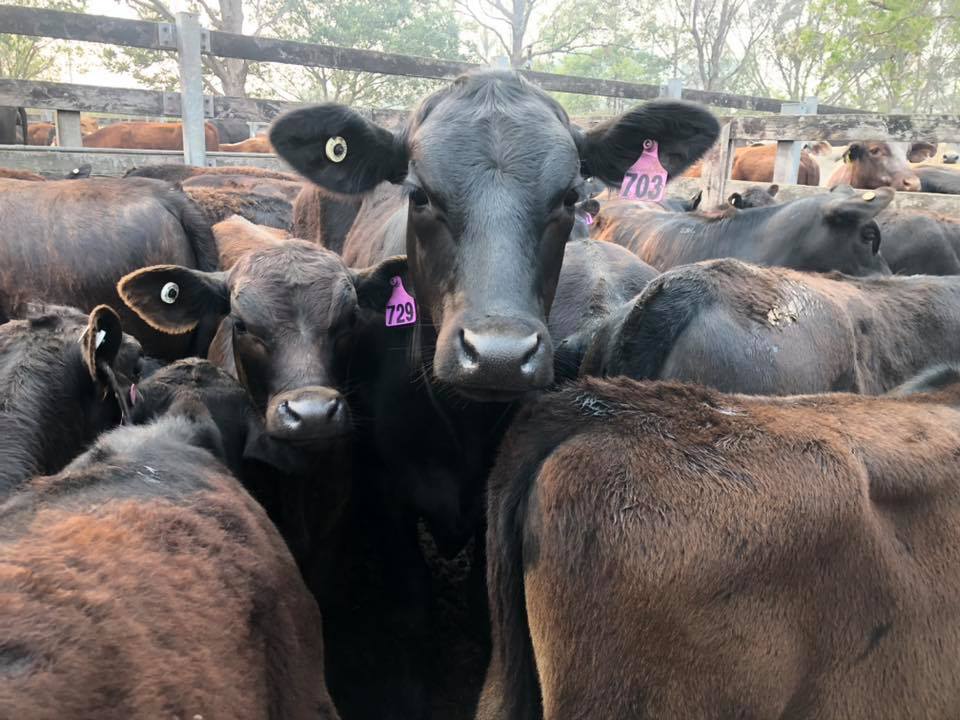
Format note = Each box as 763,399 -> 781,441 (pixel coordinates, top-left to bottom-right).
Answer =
118,265 -> 229,335
81,305 -> 123,382
908,142 -> 936,163
844,143 -> 865,162
824,186 -> 894,224
767,184 -> 780,197
688,189 -> 703,210
270,104 -> 408,194
576,100 -> 719,182
353,255 -> 409,310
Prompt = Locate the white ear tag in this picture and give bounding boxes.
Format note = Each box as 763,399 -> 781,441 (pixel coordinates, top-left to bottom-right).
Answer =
95,329 -> 106,349
325,136 -> 348,163
160,282 -> 180,304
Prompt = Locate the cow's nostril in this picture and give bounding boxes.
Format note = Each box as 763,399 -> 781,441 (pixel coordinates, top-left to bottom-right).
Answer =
279,400 -> 299,422
520,333 -> 541,372
459,328 -> 480,367
325,397 -> 340,421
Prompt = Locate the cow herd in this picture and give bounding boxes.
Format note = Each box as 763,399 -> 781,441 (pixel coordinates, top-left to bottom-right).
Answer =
3,69 -> 960,719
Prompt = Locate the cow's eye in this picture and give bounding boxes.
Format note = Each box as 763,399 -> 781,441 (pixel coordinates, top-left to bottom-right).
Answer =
410,187 -> 429,208
869,147 -> 881,155
563,188 -> 580,209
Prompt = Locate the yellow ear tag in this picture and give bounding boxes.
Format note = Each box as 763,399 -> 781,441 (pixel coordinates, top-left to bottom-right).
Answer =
862,191 -> 876,201
325,136 -> 348,163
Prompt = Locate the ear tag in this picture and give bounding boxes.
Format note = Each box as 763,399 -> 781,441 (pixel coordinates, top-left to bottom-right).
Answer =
95,329 -> 106,349
160,282 -> 179,304
619,139 -> 668,202
326,136 -> 348,163
385,276 -> 417,328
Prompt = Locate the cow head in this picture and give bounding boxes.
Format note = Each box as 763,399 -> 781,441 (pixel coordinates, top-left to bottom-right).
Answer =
0,302 -> 143,490
836,142 -> 921,191
270,69 -> 719,400
728,184 -> 779,209
118,239 -> 403,447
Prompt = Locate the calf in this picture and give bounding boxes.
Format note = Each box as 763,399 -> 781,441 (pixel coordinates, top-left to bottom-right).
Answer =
581,258 -> 960,394
727,183 -> 779,209
592,185 -> 892,276
0,177 -> 218,359
479,375 -> 960,720
0,302 -> 141,496
0,380 -> 339,720
876,208 -> 960,274
83,120 -> 219,151
827,142 -> 922,191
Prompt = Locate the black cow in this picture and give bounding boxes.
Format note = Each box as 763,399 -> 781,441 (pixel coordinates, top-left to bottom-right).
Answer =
877,208 -> 960,275
580,258 -> 960,395
593,185 -> 892,276
0,106 -> 27,144
727,183 -> 779,209
271,68 -> 718,398
0,301 -> 142,496
916,165 -> 960,194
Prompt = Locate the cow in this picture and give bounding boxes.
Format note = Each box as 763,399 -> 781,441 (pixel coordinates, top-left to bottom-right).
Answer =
184,185 -> 294,229
0,106 -> 27,144
591,185 -> 892,276
124,163 -> 300,183
549,237 -> 658,381
876,208 -> 960,274
0,302 -> 142,496
915,165 -> 960,194
479,374 -> 960,720
271,68 -> 718,398
579,258 -> 960,395
0,377 -> 340,720
0,177 -> 218,359
27,121 -> 56,146
291,184 -> 366,253
827,142 -> 922,191
731,143 -> 820,185
181,173 -> 303,201
83,121 -> 219,151
0,168 -> 45,181
727,183 -> 779,209
220,134 -> 273,153
210,117 -> 253,144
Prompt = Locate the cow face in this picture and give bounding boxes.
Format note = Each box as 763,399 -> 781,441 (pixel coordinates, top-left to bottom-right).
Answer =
834,142 -> 921,191
118,242 -> 403,447
270,69 -> 719,400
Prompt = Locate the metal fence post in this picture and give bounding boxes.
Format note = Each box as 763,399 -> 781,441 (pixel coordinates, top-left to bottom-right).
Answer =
700,121 -> 735,209
772,96 -> 818,184
660,78 -> 683,99
175,11 -> 207,166
54,109 -> 83,147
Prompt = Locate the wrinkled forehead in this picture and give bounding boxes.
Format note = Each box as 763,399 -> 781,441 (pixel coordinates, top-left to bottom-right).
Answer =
409,93 -> 579,192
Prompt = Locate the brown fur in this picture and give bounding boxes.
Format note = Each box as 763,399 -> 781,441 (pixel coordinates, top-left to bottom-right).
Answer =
184,185 -> 293,230
731,143 -> 820,185
0,168 -> 45,181
480,375 -> 960,720
213,215 -> 288,269
219,134 -> 273,153
83,121 -> 219,151
182,174 -> 303,201
27,122 -> 55,146
291,184 -> 364,252
125,164 -> 300,183
0,412 -> 339,720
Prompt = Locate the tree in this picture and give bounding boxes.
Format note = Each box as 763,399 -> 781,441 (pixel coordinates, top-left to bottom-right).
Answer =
268,0 -> 461,107
102,0 -> 287,96
0,0 -> 87,80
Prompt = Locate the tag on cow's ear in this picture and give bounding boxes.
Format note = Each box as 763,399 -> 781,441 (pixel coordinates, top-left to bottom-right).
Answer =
117,265 -> 230,335
728,192 -> 744,208
270,104 -> 409,194
353,255 -> 409,311
81,305 -> 123,383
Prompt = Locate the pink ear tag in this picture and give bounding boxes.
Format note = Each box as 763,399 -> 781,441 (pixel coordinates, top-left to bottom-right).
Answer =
619,139 -> 668,202
385,276 -> 417,327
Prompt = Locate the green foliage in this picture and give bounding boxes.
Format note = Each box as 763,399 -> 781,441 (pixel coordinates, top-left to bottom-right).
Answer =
0,0 -> 87,80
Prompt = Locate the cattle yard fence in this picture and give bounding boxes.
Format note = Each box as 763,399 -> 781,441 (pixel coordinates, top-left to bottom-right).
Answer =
1,4 -> 959,215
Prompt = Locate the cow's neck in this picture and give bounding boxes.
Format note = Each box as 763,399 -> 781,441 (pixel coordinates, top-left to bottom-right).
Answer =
845,275 -> 960,392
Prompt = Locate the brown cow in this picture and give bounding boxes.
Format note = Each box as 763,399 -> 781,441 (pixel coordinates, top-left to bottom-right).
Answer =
0,177 -> 218,359
27,122 -> 55,145
0,168 -> 45,181
731,143 -> 820,185
683,144 -> 820,185
181,173 -> 303,200
219,134 -> 273,153
0,383 -> 340,719
827,142 -> 922,191
480,373 -> 960,720
83,121 -> 219,151
184,185 -> 293,229
125,163 -> 299,183
579,258 -> 960,395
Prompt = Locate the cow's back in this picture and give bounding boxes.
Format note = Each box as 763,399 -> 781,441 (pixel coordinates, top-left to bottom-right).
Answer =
482,377 -> 960,719
0,178 -> 212,358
